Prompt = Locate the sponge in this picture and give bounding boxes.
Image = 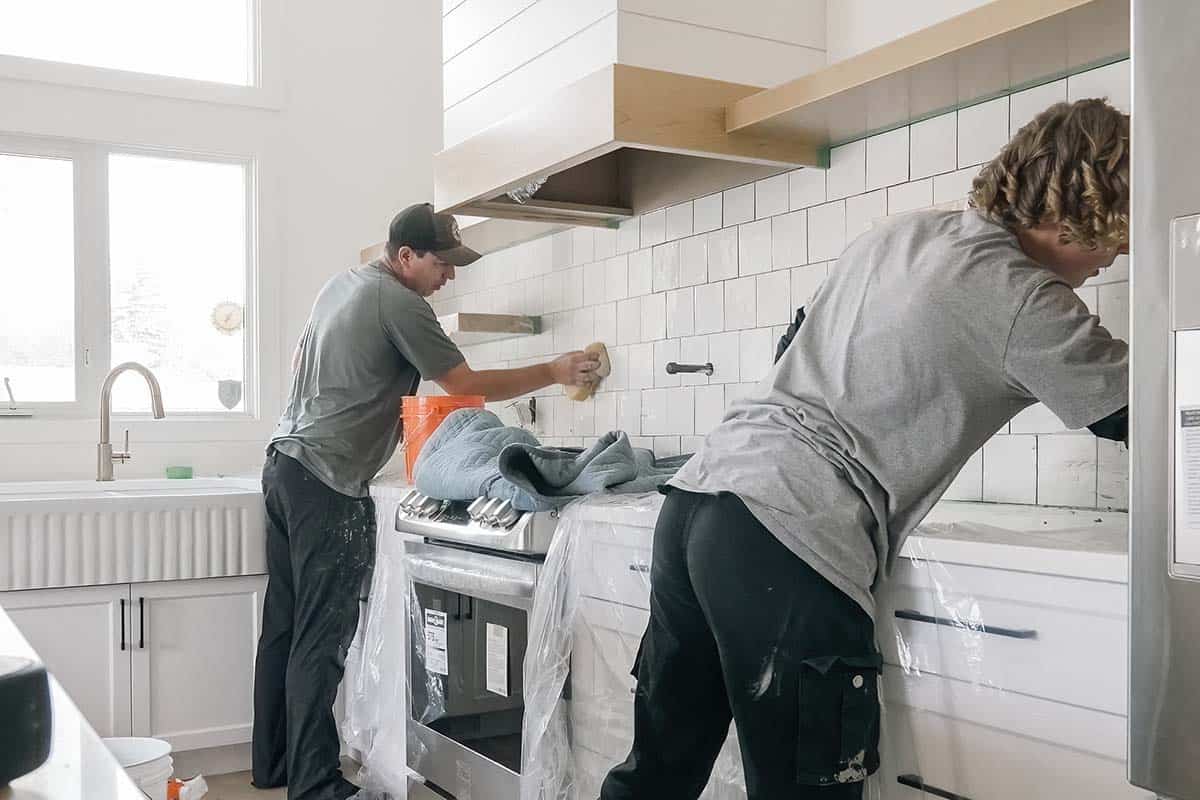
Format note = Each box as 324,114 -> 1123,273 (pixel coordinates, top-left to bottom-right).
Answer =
565,342 -> 611,402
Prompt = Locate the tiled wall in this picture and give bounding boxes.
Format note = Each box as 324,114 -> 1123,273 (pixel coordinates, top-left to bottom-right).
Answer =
430,60 -> 1131,511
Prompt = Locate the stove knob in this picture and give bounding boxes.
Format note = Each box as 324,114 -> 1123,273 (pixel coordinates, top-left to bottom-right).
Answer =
417,496 -> 442,518
477,498 -> 504,526
467,497 -> 489,520
495,504 -> 521,529
400,490 -> 421,512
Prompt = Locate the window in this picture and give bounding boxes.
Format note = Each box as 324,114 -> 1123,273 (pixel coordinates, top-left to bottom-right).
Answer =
0,138 -> 253,418
0,152 -> 76,403
0,1 -> 254,86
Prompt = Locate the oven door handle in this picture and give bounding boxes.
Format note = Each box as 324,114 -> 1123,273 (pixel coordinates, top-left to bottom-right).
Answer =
407,551 -> 537,600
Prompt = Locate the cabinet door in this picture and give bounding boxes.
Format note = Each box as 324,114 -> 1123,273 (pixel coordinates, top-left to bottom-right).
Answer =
130,575 -> 266,750
0,584 -> 133,738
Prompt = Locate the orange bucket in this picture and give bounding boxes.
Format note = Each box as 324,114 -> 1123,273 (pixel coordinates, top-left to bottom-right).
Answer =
402,394 -> 485,482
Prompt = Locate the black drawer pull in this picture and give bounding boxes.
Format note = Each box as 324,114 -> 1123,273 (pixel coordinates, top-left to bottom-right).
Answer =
139,597 -> 145,649
628,563 -> 650,573
893,609 -> 1037,640
898,774 -> 973,800
120,598 -> 126,651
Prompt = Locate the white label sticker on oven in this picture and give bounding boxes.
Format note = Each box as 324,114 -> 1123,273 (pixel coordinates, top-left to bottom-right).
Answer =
425,609 -> 448,676
486,623 -> 509,697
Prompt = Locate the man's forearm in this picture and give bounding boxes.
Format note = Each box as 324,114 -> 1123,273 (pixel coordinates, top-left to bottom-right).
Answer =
460,363 -> 556,402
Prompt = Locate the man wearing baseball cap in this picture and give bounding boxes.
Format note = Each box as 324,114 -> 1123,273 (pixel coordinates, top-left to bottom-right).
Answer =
252,203 -> 599,800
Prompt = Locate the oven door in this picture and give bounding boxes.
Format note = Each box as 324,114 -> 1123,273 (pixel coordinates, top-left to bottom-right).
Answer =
405,540 -> 538,800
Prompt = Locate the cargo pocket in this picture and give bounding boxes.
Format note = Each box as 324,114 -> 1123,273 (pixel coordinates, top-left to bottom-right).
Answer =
795,653 -> 882,786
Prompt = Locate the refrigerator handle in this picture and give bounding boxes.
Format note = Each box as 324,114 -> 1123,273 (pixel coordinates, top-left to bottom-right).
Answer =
894,609 -> 1037,640
898,774 -> 973,800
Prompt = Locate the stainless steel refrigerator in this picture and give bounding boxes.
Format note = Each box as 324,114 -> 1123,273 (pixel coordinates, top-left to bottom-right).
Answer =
1130,1 -> 1200,798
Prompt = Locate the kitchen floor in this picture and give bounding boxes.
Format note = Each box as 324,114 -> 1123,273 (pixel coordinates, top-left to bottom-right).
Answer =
203,758 -> 361,799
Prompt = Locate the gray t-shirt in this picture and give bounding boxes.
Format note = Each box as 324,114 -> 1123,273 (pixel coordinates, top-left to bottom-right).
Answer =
271,261 -> 464,497
669,209 -> 1128,618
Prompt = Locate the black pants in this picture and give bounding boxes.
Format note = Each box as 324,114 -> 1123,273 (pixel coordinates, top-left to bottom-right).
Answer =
252,449 -> 376,800
601,490 -> 880,800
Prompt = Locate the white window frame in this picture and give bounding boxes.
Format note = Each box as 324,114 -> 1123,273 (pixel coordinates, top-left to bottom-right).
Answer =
0,0 -> 283,110
0,134 -> 259,422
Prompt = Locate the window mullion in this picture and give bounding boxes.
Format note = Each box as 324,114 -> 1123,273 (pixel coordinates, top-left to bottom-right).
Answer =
76,144 -> 111,418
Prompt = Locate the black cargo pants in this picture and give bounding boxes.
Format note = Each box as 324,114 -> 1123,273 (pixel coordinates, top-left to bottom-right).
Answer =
600,489 -> 881,800
252,449 -> 376,800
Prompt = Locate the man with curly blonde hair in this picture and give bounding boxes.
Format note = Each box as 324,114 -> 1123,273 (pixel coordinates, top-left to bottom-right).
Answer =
602,98 -> 1129,800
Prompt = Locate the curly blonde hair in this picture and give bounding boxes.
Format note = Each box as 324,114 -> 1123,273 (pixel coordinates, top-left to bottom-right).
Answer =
969,98 -> 1129,250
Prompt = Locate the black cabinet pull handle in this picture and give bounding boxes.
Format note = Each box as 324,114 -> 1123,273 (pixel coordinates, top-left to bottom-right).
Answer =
628,563 -> 650,573
464,596 -> 473,620
138,597 -> 145,649
120,598 -> 126,651
898,774 -> 973,800
893,608 -> 1037,640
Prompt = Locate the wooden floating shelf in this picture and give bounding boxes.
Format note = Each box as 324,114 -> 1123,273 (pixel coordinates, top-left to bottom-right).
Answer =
438,313 -> 540,346
725,0 -> 1129,147
434,64 -> 820,230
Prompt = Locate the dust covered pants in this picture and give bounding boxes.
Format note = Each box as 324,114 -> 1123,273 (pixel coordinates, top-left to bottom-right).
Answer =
601,490 -> 881,800
253,449 -> 375,800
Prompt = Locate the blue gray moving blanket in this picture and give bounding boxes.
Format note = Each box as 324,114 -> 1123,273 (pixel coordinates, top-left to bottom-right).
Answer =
412,408 -> 692,511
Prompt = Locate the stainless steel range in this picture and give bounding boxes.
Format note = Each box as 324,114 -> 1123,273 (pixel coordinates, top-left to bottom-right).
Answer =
396,490 -> 559,800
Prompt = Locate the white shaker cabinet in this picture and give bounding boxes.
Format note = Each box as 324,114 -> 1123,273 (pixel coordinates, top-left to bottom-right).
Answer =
130,575 -> 266,750
0,583 -> 133,738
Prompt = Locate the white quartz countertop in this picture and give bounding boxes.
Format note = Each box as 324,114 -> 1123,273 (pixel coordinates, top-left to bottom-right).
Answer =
0,608 -> 143,800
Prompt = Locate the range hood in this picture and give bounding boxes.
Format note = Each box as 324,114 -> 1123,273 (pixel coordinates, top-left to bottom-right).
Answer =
433,64 -> 821,230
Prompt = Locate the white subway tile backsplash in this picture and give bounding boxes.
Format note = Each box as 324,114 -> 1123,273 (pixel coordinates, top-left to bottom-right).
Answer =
1098,282 -> 1130,342
653,241 -> 682,292
681,436 -> 705,454
707,227 -> 739,281
1037,434 -> 1097,507
983,435 -> 1038,503
694,193 -> 723,234
723,184 -> 755,225
1098,440 -> 1129,510
724,277 -> 758,331
604,255 -> 629,302
679,235 -> 708,287
791,263 -> 826,309
654,339 -> 681,388
629,436 -> 654,450
643,388 -> 693,435
628,343 -> 655,390
641,292 -> 667,341
933,167 -> 977,205
679,336 -> 709,386
616,390 -> 641,435
846,189 -> 887,242
789,167 -> 826,210
828,139 -> 867,200
739,328 -> 773,382
958,97 -> 1009,167
757,271 -> 791,327
694,282 -> 725,335
738,219 -> 773,276
617,217 -> 640,254
1068,61 -> 1130,114
594,228 -> 617,260
628,248 -> 653,296
724,382 -> 755,409
571,228 -> 594,266
617,298 -> 641,346
552,231 -> 573,270
772,210 -> 808,270
563,267 -> 585,310
666,201 -> 694,241
808,201 -> 847,262
694,384 -> 725,433
653,437 -> 683,457
584,260 -> 605,301
571,398 -> 595,437
944,449 -> 984,501
708,332 -> 741,384
594,301 -> 617,345
606,345 -> 630,391
666,288 -> 696,339
1010,403 -> 1068,435
910,113 -> 957,180
641,209 -> 666,248
1010,79 -> 1067,135
755,174 -> 790,219
887,179 -> 933,216
866,127 -> 910,190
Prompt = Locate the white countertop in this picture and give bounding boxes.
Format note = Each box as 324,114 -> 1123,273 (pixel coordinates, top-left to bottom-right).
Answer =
0,609 -> 142,800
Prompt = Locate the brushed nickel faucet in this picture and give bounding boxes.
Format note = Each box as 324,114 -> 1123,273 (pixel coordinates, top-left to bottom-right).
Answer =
98,362 -> 166,481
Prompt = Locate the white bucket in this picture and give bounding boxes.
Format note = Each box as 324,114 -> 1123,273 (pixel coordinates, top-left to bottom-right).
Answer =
103,737 -> 173,800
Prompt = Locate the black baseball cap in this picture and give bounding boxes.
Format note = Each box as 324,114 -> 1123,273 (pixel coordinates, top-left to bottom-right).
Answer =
388,203 -> 481,267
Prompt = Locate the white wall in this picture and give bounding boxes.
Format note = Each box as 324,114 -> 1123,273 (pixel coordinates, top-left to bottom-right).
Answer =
432,61 -> 1132,511
0,2 -> 441,481
826,0 -> 990,63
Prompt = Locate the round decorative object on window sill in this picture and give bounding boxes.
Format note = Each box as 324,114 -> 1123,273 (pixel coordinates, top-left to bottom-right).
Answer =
210,301 -> 244,335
